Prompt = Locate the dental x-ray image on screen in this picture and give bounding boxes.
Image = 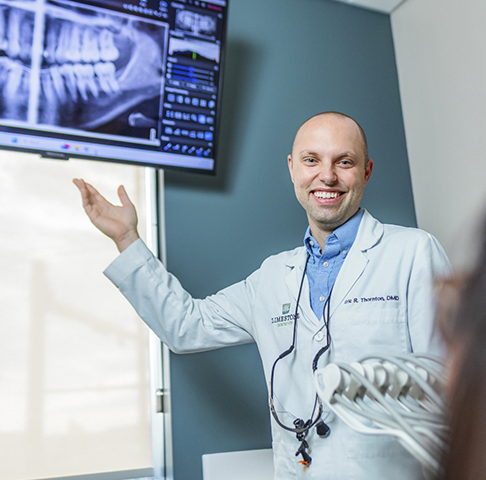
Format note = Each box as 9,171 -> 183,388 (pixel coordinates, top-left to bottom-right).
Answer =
0,0 -> 228,173
40,2 -> 167,137
0,5 -> 35,122
175,9 -> 217,37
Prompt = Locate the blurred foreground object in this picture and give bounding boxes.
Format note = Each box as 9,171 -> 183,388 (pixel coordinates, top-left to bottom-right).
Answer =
315,354 -> 447,478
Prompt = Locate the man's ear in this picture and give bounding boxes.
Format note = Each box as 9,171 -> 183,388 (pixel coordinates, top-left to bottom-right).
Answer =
288,154 -> 294,183
364,158 -> 373,185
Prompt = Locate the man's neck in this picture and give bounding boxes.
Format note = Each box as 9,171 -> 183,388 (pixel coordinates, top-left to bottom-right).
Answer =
309,209 -> 362,252
312,230 -> 332,253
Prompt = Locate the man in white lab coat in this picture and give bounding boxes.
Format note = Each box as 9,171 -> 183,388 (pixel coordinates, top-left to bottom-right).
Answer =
74,112 -> 450,480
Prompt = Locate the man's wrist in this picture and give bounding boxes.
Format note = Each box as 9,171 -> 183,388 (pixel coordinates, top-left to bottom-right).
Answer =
115,230 -> 140,252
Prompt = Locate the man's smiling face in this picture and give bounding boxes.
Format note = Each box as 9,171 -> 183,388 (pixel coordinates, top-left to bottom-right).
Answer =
288,113 -> 373,244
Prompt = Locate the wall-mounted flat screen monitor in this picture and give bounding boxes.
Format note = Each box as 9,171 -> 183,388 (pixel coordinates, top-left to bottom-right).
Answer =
0,0 -> 228,173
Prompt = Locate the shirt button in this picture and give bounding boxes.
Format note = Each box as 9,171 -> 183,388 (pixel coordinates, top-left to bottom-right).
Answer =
315,331 -> 324,342
323,261 -> 329,267
319,296 -> 325,302
309,241 -> 314,246
343,250 -> 348,255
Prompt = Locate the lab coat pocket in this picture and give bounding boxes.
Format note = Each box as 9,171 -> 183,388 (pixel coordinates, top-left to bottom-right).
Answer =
331,308 -> 409,363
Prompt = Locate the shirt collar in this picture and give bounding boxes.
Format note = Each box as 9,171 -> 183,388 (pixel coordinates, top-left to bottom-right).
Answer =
304,208 -> 364,257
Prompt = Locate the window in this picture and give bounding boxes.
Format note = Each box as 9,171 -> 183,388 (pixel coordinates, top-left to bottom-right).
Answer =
0,152 -> 166,480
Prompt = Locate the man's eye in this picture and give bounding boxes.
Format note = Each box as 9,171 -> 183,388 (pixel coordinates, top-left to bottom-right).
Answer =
304,157 -> 316,164
339,159 -> 352,166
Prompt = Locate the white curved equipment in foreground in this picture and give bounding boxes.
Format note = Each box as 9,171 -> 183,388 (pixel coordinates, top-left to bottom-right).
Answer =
314,354 -> 448,477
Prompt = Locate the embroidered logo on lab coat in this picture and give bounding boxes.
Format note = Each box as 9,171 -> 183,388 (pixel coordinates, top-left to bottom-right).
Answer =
271,306 -> 298,327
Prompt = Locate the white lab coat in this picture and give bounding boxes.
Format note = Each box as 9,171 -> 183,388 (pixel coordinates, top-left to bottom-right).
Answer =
105,210 -> 451,480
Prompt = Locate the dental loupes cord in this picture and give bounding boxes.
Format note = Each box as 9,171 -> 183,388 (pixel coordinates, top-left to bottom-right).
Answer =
314,353 -> 449,477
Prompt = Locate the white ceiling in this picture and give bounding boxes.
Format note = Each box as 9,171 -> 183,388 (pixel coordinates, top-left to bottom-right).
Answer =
329,0 -> 406,14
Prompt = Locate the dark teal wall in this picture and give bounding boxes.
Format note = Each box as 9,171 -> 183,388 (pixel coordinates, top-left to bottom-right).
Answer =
164,0 -> 415,479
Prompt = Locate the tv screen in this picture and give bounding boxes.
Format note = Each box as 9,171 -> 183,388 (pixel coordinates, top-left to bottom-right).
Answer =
0,0 -> 228,173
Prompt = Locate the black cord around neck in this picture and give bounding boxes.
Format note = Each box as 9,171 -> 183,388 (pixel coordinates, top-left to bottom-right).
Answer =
269,254 -> 333,461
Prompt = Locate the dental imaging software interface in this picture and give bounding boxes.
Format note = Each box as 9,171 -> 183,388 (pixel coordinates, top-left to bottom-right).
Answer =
0,0 -> 228,172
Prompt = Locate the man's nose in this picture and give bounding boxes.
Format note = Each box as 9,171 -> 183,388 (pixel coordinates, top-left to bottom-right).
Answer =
318,163 -> 338,184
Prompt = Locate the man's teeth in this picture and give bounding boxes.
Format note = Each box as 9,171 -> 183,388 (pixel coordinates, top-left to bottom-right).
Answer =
314,191 -> 340,199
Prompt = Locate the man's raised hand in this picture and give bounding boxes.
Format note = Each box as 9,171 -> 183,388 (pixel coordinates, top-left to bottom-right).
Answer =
73,178 -> 140,252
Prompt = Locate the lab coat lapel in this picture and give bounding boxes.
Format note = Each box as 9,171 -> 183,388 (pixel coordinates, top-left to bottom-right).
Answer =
330,210 -> 384,316
284,249 -> 318,325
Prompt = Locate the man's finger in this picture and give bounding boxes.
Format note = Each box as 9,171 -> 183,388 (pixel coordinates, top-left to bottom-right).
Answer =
73,178 -> 92,209
118,185 -> 133,207
84,182 -> 115,210
73,178 -> 87,197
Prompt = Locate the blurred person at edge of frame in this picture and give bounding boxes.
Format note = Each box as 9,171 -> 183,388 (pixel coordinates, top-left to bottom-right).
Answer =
435,218 -> 486,480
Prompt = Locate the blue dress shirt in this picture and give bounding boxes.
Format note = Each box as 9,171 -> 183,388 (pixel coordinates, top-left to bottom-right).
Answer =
304,208 -> 364,319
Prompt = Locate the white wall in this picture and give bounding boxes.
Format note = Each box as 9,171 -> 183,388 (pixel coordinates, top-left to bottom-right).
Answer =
391,0 -> 486,271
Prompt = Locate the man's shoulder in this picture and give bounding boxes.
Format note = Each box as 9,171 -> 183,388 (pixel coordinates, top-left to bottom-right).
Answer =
382,224 -> 444,256
259,245 -> 306,269
241,245 -> 306,286
382,222 -> 435,240
363,210 -> 438,246
360,212 -> 451,274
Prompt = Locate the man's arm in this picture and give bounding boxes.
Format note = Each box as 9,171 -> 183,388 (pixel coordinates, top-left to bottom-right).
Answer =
407,232 -> 452,355
74,178 -> 255,352
73,178 -> 140,252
